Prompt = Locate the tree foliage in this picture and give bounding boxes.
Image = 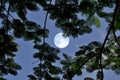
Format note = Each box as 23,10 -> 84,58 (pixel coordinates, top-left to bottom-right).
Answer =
0,0 -> 120,80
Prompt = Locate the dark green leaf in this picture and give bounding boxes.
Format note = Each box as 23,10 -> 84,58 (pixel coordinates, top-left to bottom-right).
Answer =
25,20 -> 38,30
28,75 -> 37,80
86,65 -> 95,73
94,16 -> 101,28
25,2 -> 39,11
97,71 -> 104,79
24,31 -> 36,40
7,42 -> 19,52
49,66 -> 62,75
33,52 -> 42,59
35,0 -> 47,7
8,69 -> 17,76
13,63 -> 22,70
0,13 -> 7,19
84,77 -> 94,80
52,76 -> 60,80
44,72 -> 53,80
17,10 -> 26,20
0,78 -> 7,80
63,53 -> 72,61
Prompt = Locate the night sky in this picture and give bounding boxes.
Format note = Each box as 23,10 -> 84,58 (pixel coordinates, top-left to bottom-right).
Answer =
6,6 -> 120,80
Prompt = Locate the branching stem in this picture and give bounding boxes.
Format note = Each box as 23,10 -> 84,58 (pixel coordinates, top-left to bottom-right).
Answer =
72,1 -> 120,79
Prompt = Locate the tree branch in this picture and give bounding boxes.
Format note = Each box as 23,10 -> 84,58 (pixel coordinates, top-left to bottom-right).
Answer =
72,0 -> 120,79
42,0 -> 52,48
39,1 -> 52,79
100,0 -> 119,52
96,1 -> 120,80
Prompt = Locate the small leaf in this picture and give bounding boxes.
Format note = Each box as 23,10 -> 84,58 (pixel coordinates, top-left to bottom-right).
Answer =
7,42 -> 19,52
86,65 -> 95,73
33,52 -> 41,58
72,63 -> 79,71
72,63 -> 82,75
27,75 -> 37,80
44,72 -> 53,80
17,10 -> 26,20
94,16 -> 101,28
13,63 -> 22,70
0,78 -> 7,80
53,76 -> 60,80
35,0 -> 47,7
97,71 -> 104,79
34,44 -> 42,49
63,53 -> 72,61
49,66 -> 62,75
0,13 -> 7,19
24,31 -> 36,40
8,69 -> 17,76
25,20 -> 37,30
25,2 -> 39,11
84,77 -> 94,80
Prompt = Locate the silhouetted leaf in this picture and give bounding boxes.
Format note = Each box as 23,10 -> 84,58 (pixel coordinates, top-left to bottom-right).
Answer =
97,11 -> 112,18
0,78 -> 6,80
24,31 -> 36,40
86,65 -> 95,73
63,53 -> 72,61
25,2 -> 39,11
8,69 -> 17,76
12,19 -> 26,38
7,42 -> 19,52
13,63 -> 22,70
75,50 -> 85,56
0,13 -> 6,19
0,65 -> 8,75
25,20 -> 38,30
28,75 -> 37,80
52,76 -> 60,80
36,29 -> 49,37
84,77 -> 94,80
49,65 -> 62,75
97,71 -> 104,80
35,0 -> 47,7
33,52 -> 41,58
44,72 -> 53,80
17,10 -> 26,20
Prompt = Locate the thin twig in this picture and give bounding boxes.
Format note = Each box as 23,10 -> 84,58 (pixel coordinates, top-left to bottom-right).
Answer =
43,0 -> 52,44
112,28 -> 120,47
32,0 -> 52,64
39,1 -> 52,79
4,2 -> 14,19
6,4 -> 10,31
41,0 -> 52,55
4,9 -> 14,19
41,0 -> 52,56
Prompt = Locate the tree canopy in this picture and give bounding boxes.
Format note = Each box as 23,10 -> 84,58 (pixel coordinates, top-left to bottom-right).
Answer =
0,0 -> 120,80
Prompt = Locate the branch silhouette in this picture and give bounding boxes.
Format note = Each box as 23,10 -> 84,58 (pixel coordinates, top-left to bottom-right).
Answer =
71,1 -> 120,79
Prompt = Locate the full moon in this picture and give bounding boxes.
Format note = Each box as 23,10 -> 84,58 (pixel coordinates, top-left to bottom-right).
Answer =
54,32 -> 69,48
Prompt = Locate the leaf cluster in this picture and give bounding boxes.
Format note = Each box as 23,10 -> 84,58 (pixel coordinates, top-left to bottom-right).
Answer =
28,43 -> 62,80
1,0 -> 120,80
0,29 -> 21,79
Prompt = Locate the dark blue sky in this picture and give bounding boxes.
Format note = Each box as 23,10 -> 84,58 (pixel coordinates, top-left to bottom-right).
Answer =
6,7 -> 120,80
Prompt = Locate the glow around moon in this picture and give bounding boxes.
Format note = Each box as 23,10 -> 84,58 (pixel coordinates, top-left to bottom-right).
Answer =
54,32 -> 69,48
